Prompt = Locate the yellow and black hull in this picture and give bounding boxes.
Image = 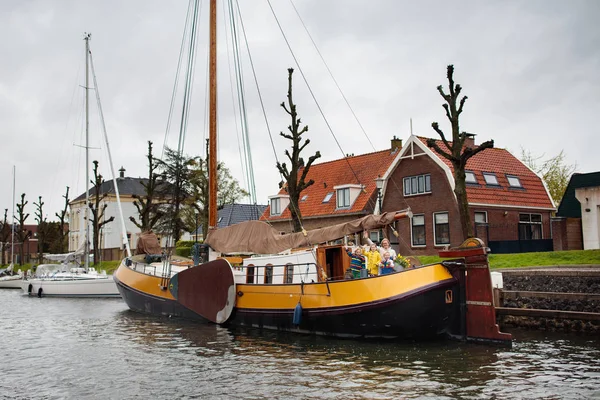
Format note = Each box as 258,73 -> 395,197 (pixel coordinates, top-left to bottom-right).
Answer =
113,261 -> 209,322
115,260 -> 458,339
230,264 -> 459,339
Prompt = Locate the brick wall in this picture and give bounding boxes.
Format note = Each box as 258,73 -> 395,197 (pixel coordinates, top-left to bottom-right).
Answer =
384,154 -> 461,256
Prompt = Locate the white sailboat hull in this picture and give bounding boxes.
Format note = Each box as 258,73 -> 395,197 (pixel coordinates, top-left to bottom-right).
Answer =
0,275 -> 23,289
21,275 -> 121,298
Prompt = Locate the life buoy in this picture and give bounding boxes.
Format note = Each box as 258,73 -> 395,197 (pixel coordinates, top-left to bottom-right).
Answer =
28,283 -> 33,294
37,287 -> 43,298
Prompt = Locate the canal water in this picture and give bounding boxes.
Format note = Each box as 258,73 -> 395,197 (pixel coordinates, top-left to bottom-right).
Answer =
1,290 -> 598,399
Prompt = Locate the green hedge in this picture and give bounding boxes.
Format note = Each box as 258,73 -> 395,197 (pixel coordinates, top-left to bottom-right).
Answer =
176,246 -> 192,257
176,240 -> 202,247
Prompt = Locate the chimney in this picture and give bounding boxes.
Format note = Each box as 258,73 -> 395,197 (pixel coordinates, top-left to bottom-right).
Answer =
119,166 -> 125,178
391,136 -> 402,151
464,133 -> 476,149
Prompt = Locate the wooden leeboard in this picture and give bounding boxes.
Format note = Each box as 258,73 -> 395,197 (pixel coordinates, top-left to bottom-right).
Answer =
169,259 -> 236,324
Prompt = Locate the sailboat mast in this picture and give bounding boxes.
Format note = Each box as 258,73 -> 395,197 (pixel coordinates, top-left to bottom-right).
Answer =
10,165 -> 15,266
84,33 -> 91,271
208,0 -> 218,230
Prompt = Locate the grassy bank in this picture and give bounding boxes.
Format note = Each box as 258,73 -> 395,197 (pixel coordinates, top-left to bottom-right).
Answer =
418,249 -> 600,269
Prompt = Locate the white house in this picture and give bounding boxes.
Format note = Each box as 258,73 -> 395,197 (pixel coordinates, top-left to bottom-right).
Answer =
68,168 -> 171,260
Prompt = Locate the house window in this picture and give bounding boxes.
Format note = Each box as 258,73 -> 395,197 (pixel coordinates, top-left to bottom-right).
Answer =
403,174 -> 431,196
270,198 -> 281,215
284,263 -> 294,284
301,195 -> 308,201
465,171 -> 477,184
264,264 -> 273,284
474,211 -> 487,224
519,213 -> 542,240
246,265 -> 255,284
474,211 -> 488,240
507,175 -> 522,188
434,212 -> 450,246
323,192 -> 333,203
337,188 -> 351,208
411,214 -> 426,246
369,230 -> 381,243
482,172 -> 499,186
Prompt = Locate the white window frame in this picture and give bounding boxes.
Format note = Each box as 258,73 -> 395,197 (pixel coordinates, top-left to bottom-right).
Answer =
482,172 -> 500,186
323,192 -> 333,203
519,213 -> 543,239
506,175 -> 522,188
270,198 -> 281,216
410,214 -> 426,247
337,187 -> 351,208
474,211 -> 488,224
465,170 -> 478,184
433,211 -> 451,246
403,174 -> 431,196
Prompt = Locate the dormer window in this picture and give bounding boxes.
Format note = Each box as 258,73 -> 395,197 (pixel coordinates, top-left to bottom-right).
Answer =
271,198 -> 281,215
269,194 -> 290,216
506,175 -> 522,188
337,188 -> 350,208
333,184 -> 363,210
482,172 -> 500,186
465,171 -> 477,184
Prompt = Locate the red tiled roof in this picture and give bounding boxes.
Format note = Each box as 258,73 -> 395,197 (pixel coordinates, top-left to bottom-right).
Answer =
262,149 -> 398,220
417,137 -> 554,209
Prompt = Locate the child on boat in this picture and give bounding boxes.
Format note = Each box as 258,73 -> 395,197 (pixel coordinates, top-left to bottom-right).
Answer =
364,243 -> 381,276
380,251 -> 395,275
345,245 -> 366,279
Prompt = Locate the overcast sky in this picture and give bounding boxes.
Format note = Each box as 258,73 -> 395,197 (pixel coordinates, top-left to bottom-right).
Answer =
1,0 -> 598,223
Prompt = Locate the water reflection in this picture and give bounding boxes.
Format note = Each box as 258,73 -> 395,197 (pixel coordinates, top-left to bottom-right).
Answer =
1,289 -> 599,400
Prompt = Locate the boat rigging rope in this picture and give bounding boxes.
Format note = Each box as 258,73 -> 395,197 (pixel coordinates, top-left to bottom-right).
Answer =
162,0 -> 196,159
88,48 -> 132,258
265,0 -> 363,189
176,0 -> 202,155
226,0 -> 257,204
288,0 -> 376,153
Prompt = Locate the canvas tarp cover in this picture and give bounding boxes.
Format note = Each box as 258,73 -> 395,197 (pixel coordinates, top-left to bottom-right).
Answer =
204,211 -> 404,254
135,231 -> 163,255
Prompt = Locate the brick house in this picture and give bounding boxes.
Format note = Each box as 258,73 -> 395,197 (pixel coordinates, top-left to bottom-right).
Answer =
383,135 -> 555,255
261,137 -> 403,244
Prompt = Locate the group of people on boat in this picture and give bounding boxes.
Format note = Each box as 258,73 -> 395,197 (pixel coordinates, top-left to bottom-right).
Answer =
344,234 -> 408,279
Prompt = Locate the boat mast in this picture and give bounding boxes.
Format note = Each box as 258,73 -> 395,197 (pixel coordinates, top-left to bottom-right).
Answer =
84,33 -> 91,271
208,0 -> 217,230
10,165 -> 15,266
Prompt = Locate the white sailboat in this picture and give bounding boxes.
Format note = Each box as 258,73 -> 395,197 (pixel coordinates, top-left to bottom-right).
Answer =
21,34 -> 119,298
0,166 -> 23,289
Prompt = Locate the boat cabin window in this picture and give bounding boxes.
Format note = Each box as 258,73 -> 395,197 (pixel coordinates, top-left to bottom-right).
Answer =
264,265 -> 273,284
246,265 -> 255,284
284,263 -> 294,284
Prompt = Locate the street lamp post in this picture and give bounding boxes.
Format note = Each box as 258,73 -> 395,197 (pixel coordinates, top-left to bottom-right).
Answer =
375,176 -> 385,243
375,176 -> 385,214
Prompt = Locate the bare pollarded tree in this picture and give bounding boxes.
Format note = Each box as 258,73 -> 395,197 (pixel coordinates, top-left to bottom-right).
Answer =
276,68 -> 321,233
427,65 -> 494,240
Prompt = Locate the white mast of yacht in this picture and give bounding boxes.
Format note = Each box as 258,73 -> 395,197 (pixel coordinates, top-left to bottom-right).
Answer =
84,33 -> 91,271
10,165 -> 15,268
